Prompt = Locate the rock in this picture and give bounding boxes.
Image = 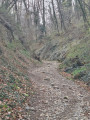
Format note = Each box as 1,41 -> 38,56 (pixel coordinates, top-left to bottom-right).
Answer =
42,71 -> 45,73
80,95 -> 83,97
40,113 -> 45,117
8,112 -> 11,115
64,67 -> 73,72
42,100 -> 48,104
51,83 -> 55,86
25,105 -> 30,110
63,96 -> 68,99
29,107 -> 36,112
44,78 -> 50,81
54,101 -> 57,104
69,87 -> 72,90
25,106 -> 36,112
48,66 -> 50,67
44,100 -> 48,104
53,86 -> 59,89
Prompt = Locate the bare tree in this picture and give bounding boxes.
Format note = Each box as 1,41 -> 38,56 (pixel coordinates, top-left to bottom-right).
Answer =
56,0 -> 66,31
51,0 -> 59,33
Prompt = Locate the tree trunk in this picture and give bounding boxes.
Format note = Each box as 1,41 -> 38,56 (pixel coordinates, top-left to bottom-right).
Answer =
56,0 -> 66,31
51,0 -> 59,33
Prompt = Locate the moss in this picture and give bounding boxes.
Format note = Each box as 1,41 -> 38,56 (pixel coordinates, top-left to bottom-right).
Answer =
72,67 -> 86,77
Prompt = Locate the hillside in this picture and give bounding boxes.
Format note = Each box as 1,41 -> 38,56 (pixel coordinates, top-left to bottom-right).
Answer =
0,9 -> 36,119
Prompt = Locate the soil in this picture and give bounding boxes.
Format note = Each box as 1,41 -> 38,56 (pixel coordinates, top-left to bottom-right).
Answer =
28,61 -> 90,120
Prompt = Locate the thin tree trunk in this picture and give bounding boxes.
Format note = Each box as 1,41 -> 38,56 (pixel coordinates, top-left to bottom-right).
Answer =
77,0 -> 89,25
51,0 -> 59,33
42,0 -> 46,35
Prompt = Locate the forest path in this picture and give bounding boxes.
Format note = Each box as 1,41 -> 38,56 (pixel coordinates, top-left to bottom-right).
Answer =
29,61 -> 90,120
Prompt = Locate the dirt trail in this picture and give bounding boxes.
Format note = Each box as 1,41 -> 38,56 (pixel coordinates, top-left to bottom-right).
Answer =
29,61 -> 90,120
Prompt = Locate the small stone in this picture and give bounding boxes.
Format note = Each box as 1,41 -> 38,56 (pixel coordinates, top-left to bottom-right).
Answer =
64,96 -> 68,99
46,113 -> 49,117
25,106 -> 30,110
42,109 -> 47,112
69,87 -> 72,90
53,86 -> 59,89
30,107 -> 36,112
42,100 -> 48,104
54,101 -> 57,104
65,100 -> 68,102
8,112 -> 11,115
44,78 -> 50,81
44,100 -> 48,104
80,95 -> 83,97
48,66 -> 50,67
63,85 -> 66,87
42,71 -> 45,73
55,111 -> 59,114
25,105 -> 36,112
51,83 -> 55,86
40,113 -> 45,117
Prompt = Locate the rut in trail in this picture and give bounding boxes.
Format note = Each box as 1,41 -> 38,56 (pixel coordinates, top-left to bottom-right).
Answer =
29,61 -> 90,120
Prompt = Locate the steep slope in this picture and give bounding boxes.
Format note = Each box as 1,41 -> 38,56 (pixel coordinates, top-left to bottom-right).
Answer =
0,9 -> 35,120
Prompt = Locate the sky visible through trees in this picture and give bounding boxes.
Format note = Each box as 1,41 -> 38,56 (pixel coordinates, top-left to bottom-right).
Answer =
0,0 -> 90,40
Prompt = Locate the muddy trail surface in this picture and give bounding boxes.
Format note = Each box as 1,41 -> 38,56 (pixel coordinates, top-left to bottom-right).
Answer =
29,61 -> 90,120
